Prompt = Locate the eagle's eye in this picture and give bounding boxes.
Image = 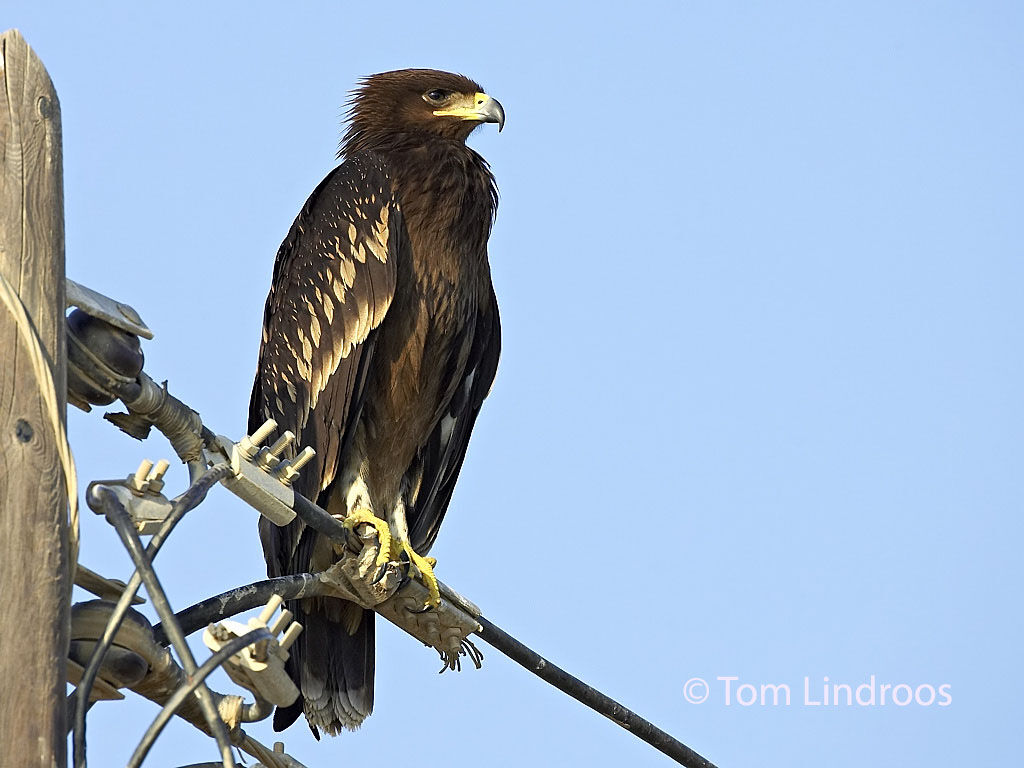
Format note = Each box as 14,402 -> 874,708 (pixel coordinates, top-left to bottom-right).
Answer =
424,89 -> 451,105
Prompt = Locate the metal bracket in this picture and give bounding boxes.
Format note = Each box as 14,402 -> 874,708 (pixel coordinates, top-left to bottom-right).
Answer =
202,595 -> 302,708
211,421 -> 316,528
73,564 -> 145,605
66,277 -> 153,339
96,460 -> 176,534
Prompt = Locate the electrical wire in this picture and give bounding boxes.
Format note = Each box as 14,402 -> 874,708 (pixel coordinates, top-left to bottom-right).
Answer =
127,628 -> 271,768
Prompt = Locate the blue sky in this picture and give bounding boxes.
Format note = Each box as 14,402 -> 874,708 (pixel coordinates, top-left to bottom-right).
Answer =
7,2 -> 1023,766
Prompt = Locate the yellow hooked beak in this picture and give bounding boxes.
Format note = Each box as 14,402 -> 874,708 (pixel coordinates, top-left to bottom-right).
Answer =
433,92 -> 506,132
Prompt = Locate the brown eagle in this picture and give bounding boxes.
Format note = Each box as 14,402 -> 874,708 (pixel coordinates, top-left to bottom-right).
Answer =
248,69 -> 503,735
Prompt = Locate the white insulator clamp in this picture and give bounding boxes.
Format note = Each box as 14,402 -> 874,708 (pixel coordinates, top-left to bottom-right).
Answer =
202,594 -> 303,708
216,420 -> 316,527
102,458 -> 174,534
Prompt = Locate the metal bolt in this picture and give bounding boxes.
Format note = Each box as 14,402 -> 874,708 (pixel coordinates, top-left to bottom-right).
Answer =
279,623 -> 302,651
133,459 -> 154,492
255,428 -> 293,471
267,431 -> 295,458
291,446 -> 316,472
238,418 -> 277,459
255,446 -> 280,471
147,458 -> 171,493
150,459 -> 170,480
258,594 -> 284,626
275,446 -> 316,486
268,608 -> 294,637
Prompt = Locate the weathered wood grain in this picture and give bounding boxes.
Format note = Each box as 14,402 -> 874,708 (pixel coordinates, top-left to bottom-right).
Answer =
0,28 -> 69,768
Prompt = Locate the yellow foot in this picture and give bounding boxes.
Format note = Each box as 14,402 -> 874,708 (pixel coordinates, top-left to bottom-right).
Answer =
394,540 -> 441,611
341,508 -> 392,570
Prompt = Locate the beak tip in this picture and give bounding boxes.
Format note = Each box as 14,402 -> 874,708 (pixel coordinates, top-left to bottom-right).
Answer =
485,96 -> 505,134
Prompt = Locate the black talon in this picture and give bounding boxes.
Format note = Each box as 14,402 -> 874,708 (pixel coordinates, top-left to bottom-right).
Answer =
397,550 -> 412,579
411,603 -> 435,614
372,562 -> 389,584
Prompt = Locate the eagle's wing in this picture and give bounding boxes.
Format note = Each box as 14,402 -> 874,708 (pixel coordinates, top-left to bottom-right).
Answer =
407,285 -> 501,553
248,151 -> 402,578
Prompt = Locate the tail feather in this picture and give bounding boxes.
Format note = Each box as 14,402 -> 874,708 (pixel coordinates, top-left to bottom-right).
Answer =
274,599 -> 375,735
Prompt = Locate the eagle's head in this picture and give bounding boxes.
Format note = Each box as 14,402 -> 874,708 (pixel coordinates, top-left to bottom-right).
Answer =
341,69 -> 504,155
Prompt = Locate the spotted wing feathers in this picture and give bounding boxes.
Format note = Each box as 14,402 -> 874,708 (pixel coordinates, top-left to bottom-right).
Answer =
249,152 -> 402,574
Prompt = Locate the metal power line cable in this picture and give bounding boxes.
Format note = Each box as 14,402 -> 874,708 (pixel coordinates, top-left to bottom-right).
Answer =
83,483 -> 235,768
69,338 -> 719,766
475,616 -> 718,768
153,574 -> 323,644
162,575 -> 720,768
128,628 -> 272,768
72,464 -> 231,765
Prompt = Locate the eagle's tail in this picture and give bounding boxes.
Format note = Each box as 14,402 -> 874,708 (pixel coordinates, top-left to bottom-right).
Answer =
274,599 -> 375,736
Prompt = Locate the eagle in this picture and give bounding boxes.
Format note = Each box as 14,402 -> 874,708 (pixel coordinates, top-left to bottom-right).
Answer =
248,69 -> 504,736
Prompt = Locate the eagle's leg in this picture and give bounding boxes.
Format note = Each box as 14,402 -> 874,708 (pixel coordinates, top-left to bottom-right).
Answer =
341,508 -> 392,570
391,540 -> 440,611
387,499 -> 441,611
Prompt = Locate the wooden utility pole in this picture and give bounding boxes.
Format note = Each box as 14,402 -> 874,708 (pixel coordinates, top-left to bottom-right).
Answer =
0,29 -> 69,768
